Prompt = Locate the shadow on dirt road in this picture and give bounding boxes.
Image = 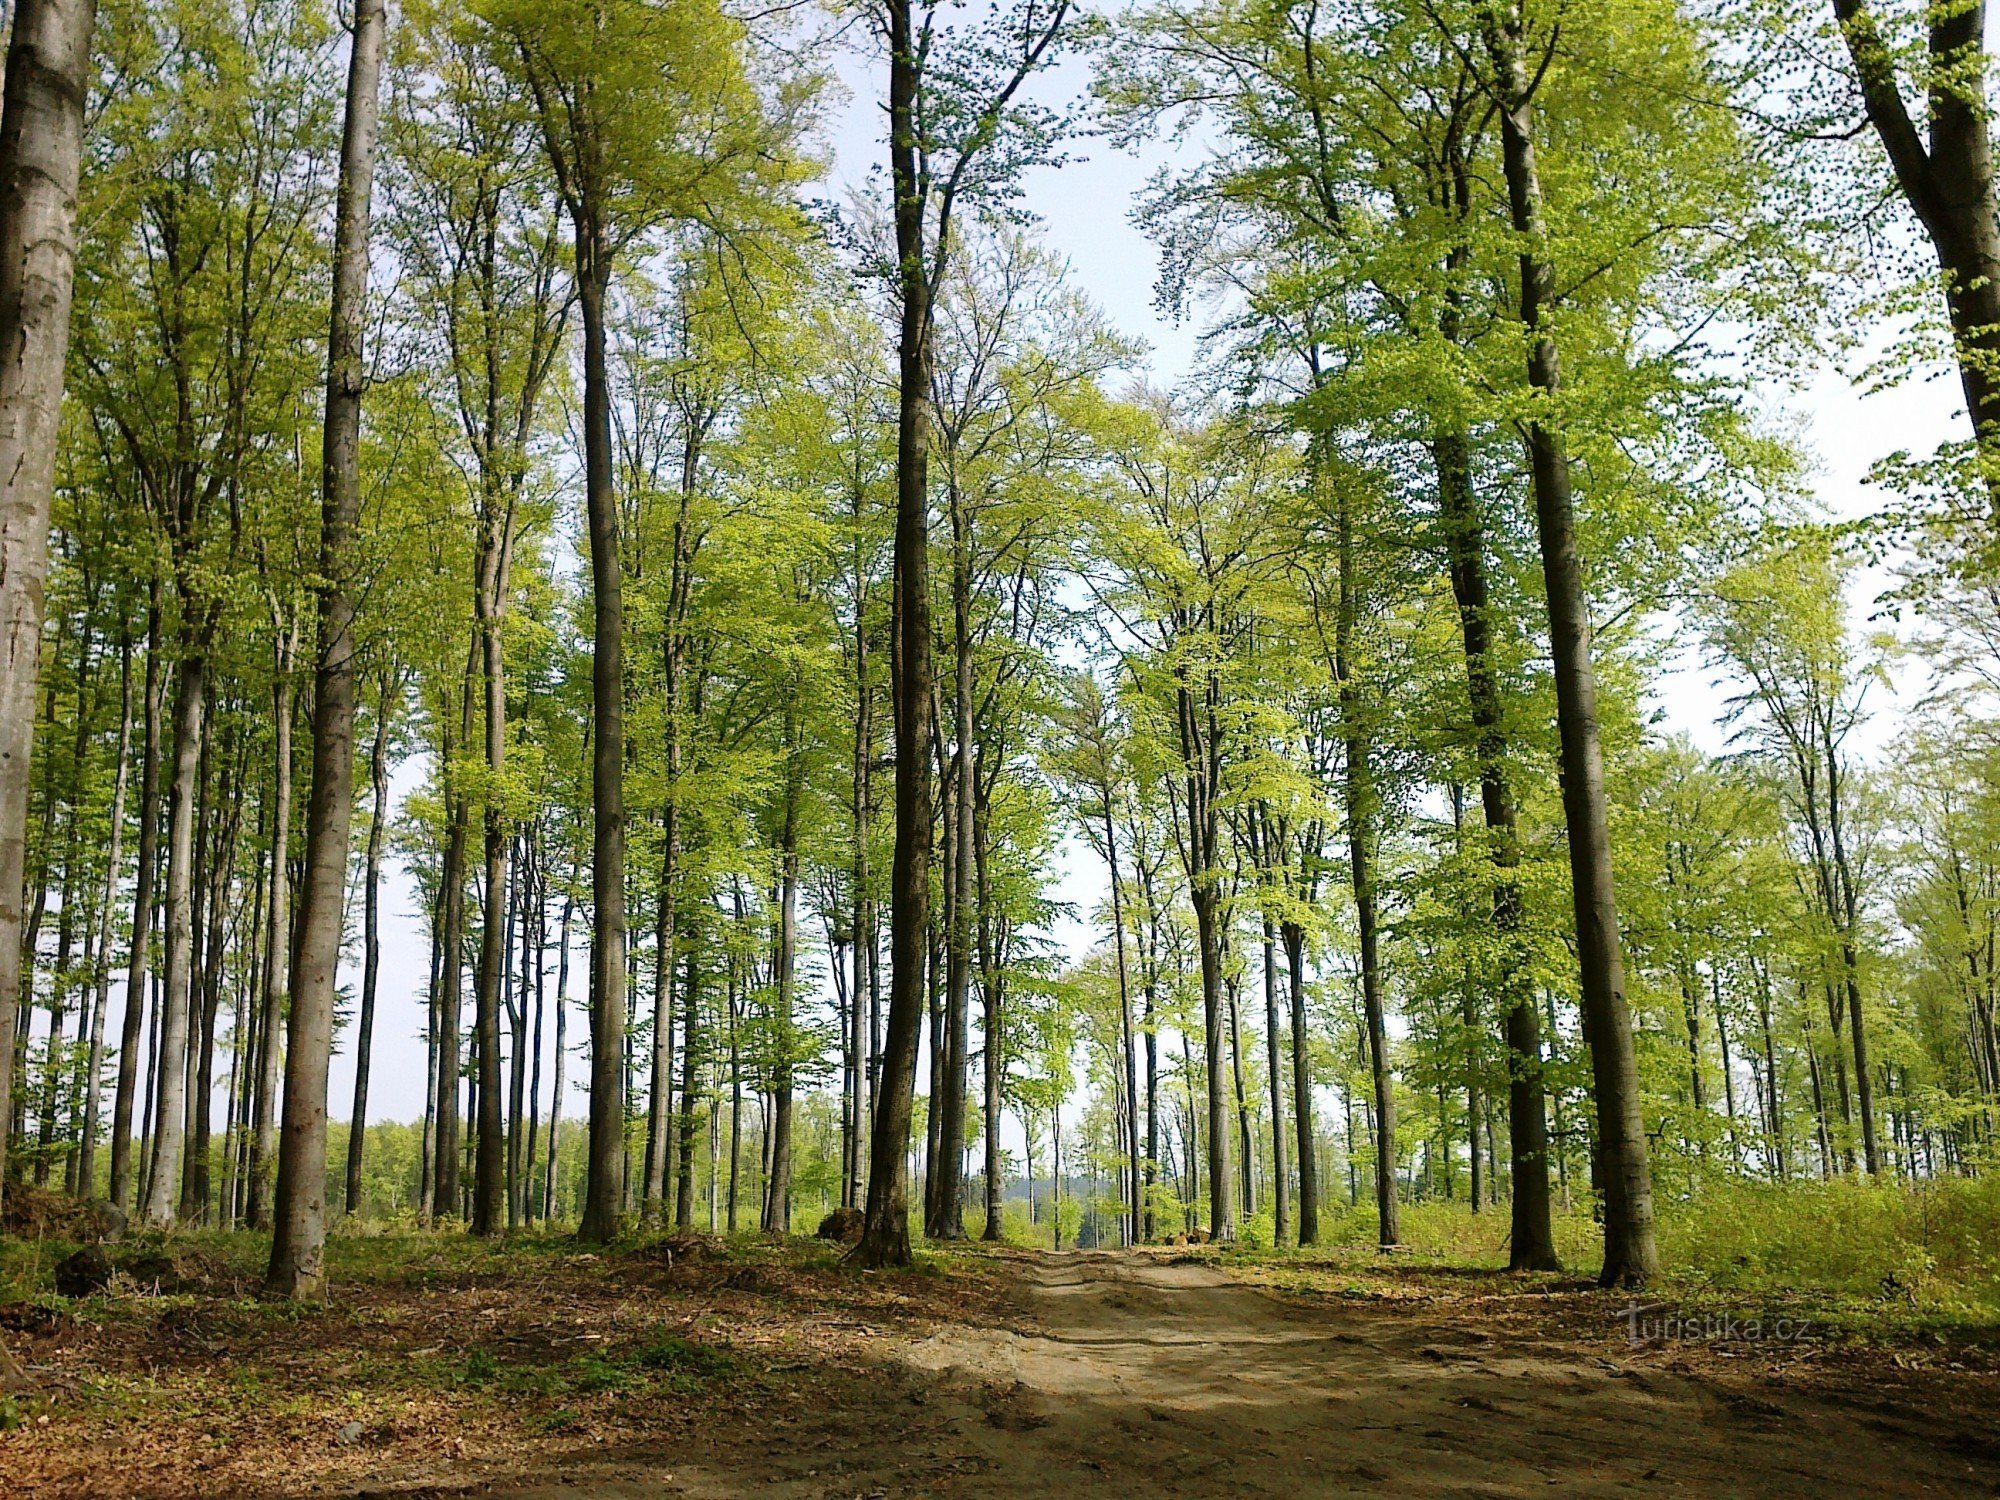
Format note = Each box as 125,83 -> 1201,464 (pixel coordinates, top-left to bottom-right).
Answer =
473,1248 -> 1999,1498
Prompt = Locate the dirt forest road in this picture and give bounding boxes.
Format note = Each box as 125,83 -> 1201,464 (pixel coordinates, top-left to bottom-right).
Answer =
476,1249 -> 2000,1499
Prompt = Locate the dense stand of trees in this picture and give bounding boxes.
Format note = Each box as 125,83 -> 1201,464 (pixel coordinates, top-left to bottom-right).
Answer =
1,0 -> 1998,1304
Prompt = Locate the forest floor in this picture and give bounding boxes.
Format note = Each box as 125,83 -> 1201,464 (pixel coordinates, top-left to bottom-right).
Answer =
3,1229 -> 1999,1497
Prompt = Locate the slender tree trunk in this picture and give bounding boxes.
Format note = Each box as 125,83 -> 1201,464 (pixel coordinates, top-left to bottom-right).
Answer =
12,665 -> 57,1173
848,656 -> 872,1208
726,934 -> 741,1232
544,894 -> 571,1220
572,208 -> 626,1244
419,887 -> 439,1218
980,965 -> 1003,1241
1679,949 -> 1707,1120
508,837 -> 529,1224
1051,1103 -> 1063,1248
1757,958 -> 1787,1178
1328,471 -> 1397,1248
1144,967 -> 1160,1240
77,632 -> 134,1200
141,650 -> 205,1227
472,501 -> 511,1234
346,671 -> 393,1216
930,488 -> 975,1241
1280,919 -> 1319,1244
856,0 -> 935,1269
1104,796 -> 1142,1242
247,655 -> 294,1230
975,788 -> 1004,1243
38,643 -> 85,1191
849,514 -> 872,1208
675,938 -> 700,1229
182,713 -> 232,1223
266,0 -> 386,1297
524,860 -> 546,1222
110,593 -> 162,1210
1825,743 -> 1881,1176
468,456 -> 516,1232
1191,883 -> 1235,1241
1465,985 -> 1481,1211
1261,916 -> 1287,1245
433,637 -> 476,1218
763,708 -> 803,1234
644,807 -> 676,1221
1177,1075 -> 1196,1219
137,947 -> 160,1204
0,0 -> 96,1223
1436,418 -> 1558,1268
1346,774 -> 1397,1248
1485,0 -> 1658,1285
924,880 -> 945,1227
1713,965 -> 1742,1166
1226,962 -> 1255,1219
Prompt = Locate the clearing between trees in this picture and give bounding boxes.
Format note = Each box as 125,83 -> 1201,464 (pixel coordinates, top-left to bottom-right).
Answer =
5,1236 -> 1997,1497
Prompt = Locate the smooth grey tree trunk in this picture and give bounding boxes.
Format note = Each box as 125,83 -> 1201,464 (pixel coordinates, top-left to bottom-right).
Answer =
432,637 -> 476,1218
472,517 -> 510,1235
1261,917 -> 1287,1246
247,644 -> 295,1230
345,669 -> 394,1215
1281,920 -> 1318,1243
1485,0 -> 1659,1286
856,0 -> 936,1269
763,704 -> 803,1234
140,653 -> 205,1227
515,45 -> 631,1236
573,240 -> 626,1243
931,487 -> 975,1242
109,592 -> 161,1209
77,633 -> 133,1199
1436,417 -> 1558,1269
1326,463 -> 1397,1248
1192,884 -> 1235,1241
0,0 -> 96,1222
266,0 -> 386,1298
675,938 -> 700,1229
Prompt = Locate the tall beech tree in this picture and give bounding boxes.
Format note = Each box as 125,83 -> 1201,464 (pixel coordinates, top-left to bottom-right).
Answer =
394,6 -> 571,1238
0,0 -> 98,1221
488,0 -> 780,1242
267,0 -> 387,1299
854,0 -> 1077,1269
1481,0 -> 1660,1285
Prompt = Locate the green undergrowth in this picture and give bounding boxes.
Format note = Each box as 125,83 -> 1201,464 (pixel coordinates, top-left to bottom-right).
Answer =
0,1215 -> 875,1304
1194,1178 -> 2000,1346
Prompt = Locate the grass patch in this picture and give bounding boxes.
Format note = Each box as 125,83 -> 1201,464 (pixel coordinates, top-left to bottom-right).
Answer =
635,1335 -> 734,1387
1204,1177 -> 2000,1346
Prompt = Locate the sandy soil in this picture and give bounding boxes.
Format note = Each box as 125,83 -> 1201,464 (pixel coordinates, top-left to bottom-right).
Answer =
470,1249 -> 2000,1499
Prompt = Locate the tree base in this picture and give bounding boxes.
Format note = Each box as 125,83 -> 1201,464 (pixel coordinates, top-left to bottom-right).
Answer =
576,1205 -> 622,1245
849,1215 -> 912,1269
263,1267 -> 327,1301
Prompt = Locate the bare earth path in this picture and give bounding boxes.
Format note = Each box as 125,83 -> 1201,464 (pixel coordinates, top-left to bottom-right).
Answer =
477,1249 -> 2000,1499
